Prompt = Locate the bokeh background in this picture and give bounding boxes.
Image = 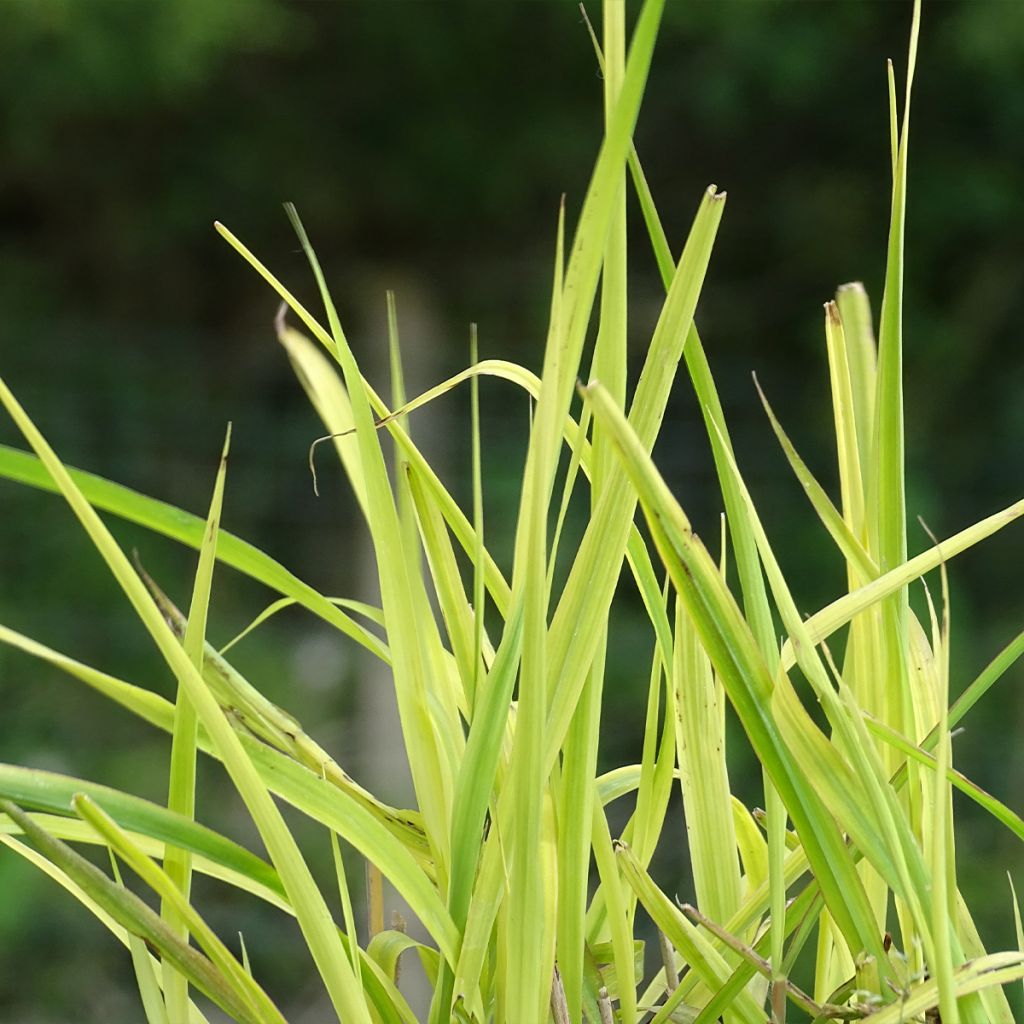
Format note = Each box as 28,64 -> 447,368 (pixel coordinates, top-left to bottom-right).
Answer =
1,2 -> 1022,1021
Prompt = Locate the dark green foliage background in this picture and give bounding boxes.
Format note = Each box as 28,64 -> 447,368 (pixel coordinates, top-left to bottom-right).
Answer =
1,2 -> 1021,1019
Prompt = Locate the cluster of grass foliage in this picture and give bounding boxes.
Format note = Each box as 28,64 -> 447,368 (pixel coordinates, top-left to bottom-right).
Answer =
2,1 -> 1023,1021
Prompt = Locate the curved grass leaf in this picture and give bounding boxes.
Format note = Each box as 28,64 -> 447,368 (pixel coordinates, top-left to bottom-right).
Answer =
0,765 -> 285,900
0,801 -> 262,1024
0,444 -> 388,663
0,373 -> 373,1023
163,425 -> 230,1021
74,794 -> 287,1024
0,832 -> 212,1024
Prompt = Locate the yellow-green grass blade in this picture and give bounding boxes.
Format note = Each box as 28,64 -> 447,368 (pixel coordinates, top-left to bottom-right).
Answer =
328,827 -> 364,1006
582,5 -> 674,309
386,290 -> 413,524
592,800 -> 638,1024
887,59 -> 898,182
864,6 -> 921,824
594,572 -> 675,929
0,622 -> 430,861
731,797 -> 768,905
834,282 -> 877,487
407,465 -> 478,719
871,0 -> 920,574
856,953 -> 1024,1024
0,377 -> 373,1022
278,317 -> 369,514
582,380 -> 889,968
2,809 -> 433,1024
0,765 -> 286,900
628,624 -> 676,870
163,425 -> 230,1022
444,195 -> 552,1024
220,595 -> 384,657
0,832 -> 211,1024
0,811 -> 289,911
1011,876 -> 1024,1005
558,143 -> 604,1012
946,623 -> 1024,739
571,8 -> 633,982
616,843 -> 764,1024
925,565 -> 957,1024
388,307 -> 436,718
870,29 -> 923,922
503,184 -> 565,1024
501,44 -> 674,995
864,717 -> 1024,844
451,827 -> 504,1021
534,0 -> 664,435
545,184 -> 726,773
469,323 -> 486,721
753,374 -> 876,581
952,889 -> 1015,1023
0,622 -> 176,731
787,494 -> 1024,670
287,206 -> 454,877
141,571 -> 430,856
368,929 -> 439,988
823,302 -> 868,550
546,388 -> 592,593
627,534 -> 675,675
444,599 -> 521,929
596,764 -> 682,809
0,444 -> 388,662
75,794 -> 287,1024
240,742 -> 457,964
212,232 -> 514,622
110,853 -> 172,1024
521,48 -> 679,1004
557,638 -> 604,1024
1,801 -> 263,1024
590,0 -> 629,474
613,100 -> 780,663
673,596 -> 741,927
813,907 -> 854,1010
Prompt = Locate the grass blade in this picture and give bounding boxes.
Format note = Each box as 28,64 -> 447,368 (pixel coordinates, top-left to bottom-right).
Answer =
0,801 -> 261,1024
0,374 -> 373,1022
162,425 -> 230,1020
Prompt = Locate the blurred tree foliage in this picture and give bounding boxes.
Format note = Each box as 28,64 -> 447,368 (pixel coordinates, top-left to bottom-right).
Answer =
0,2 -> 1021,1019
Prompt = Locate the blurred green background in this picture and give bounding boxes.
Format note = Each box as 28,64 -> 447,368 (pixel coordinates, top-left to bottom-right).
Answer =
1,1 -> 1022,1020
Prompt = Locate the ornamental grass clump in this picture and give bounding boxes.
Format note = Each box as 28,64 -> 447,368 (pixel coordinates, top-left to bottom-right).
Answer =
2,1 -> 1023,1021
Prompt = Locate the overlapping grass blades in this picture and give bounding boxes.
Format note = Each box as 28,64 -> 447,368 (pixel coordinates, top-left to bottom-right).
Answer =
2,0 -> 1023,1021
